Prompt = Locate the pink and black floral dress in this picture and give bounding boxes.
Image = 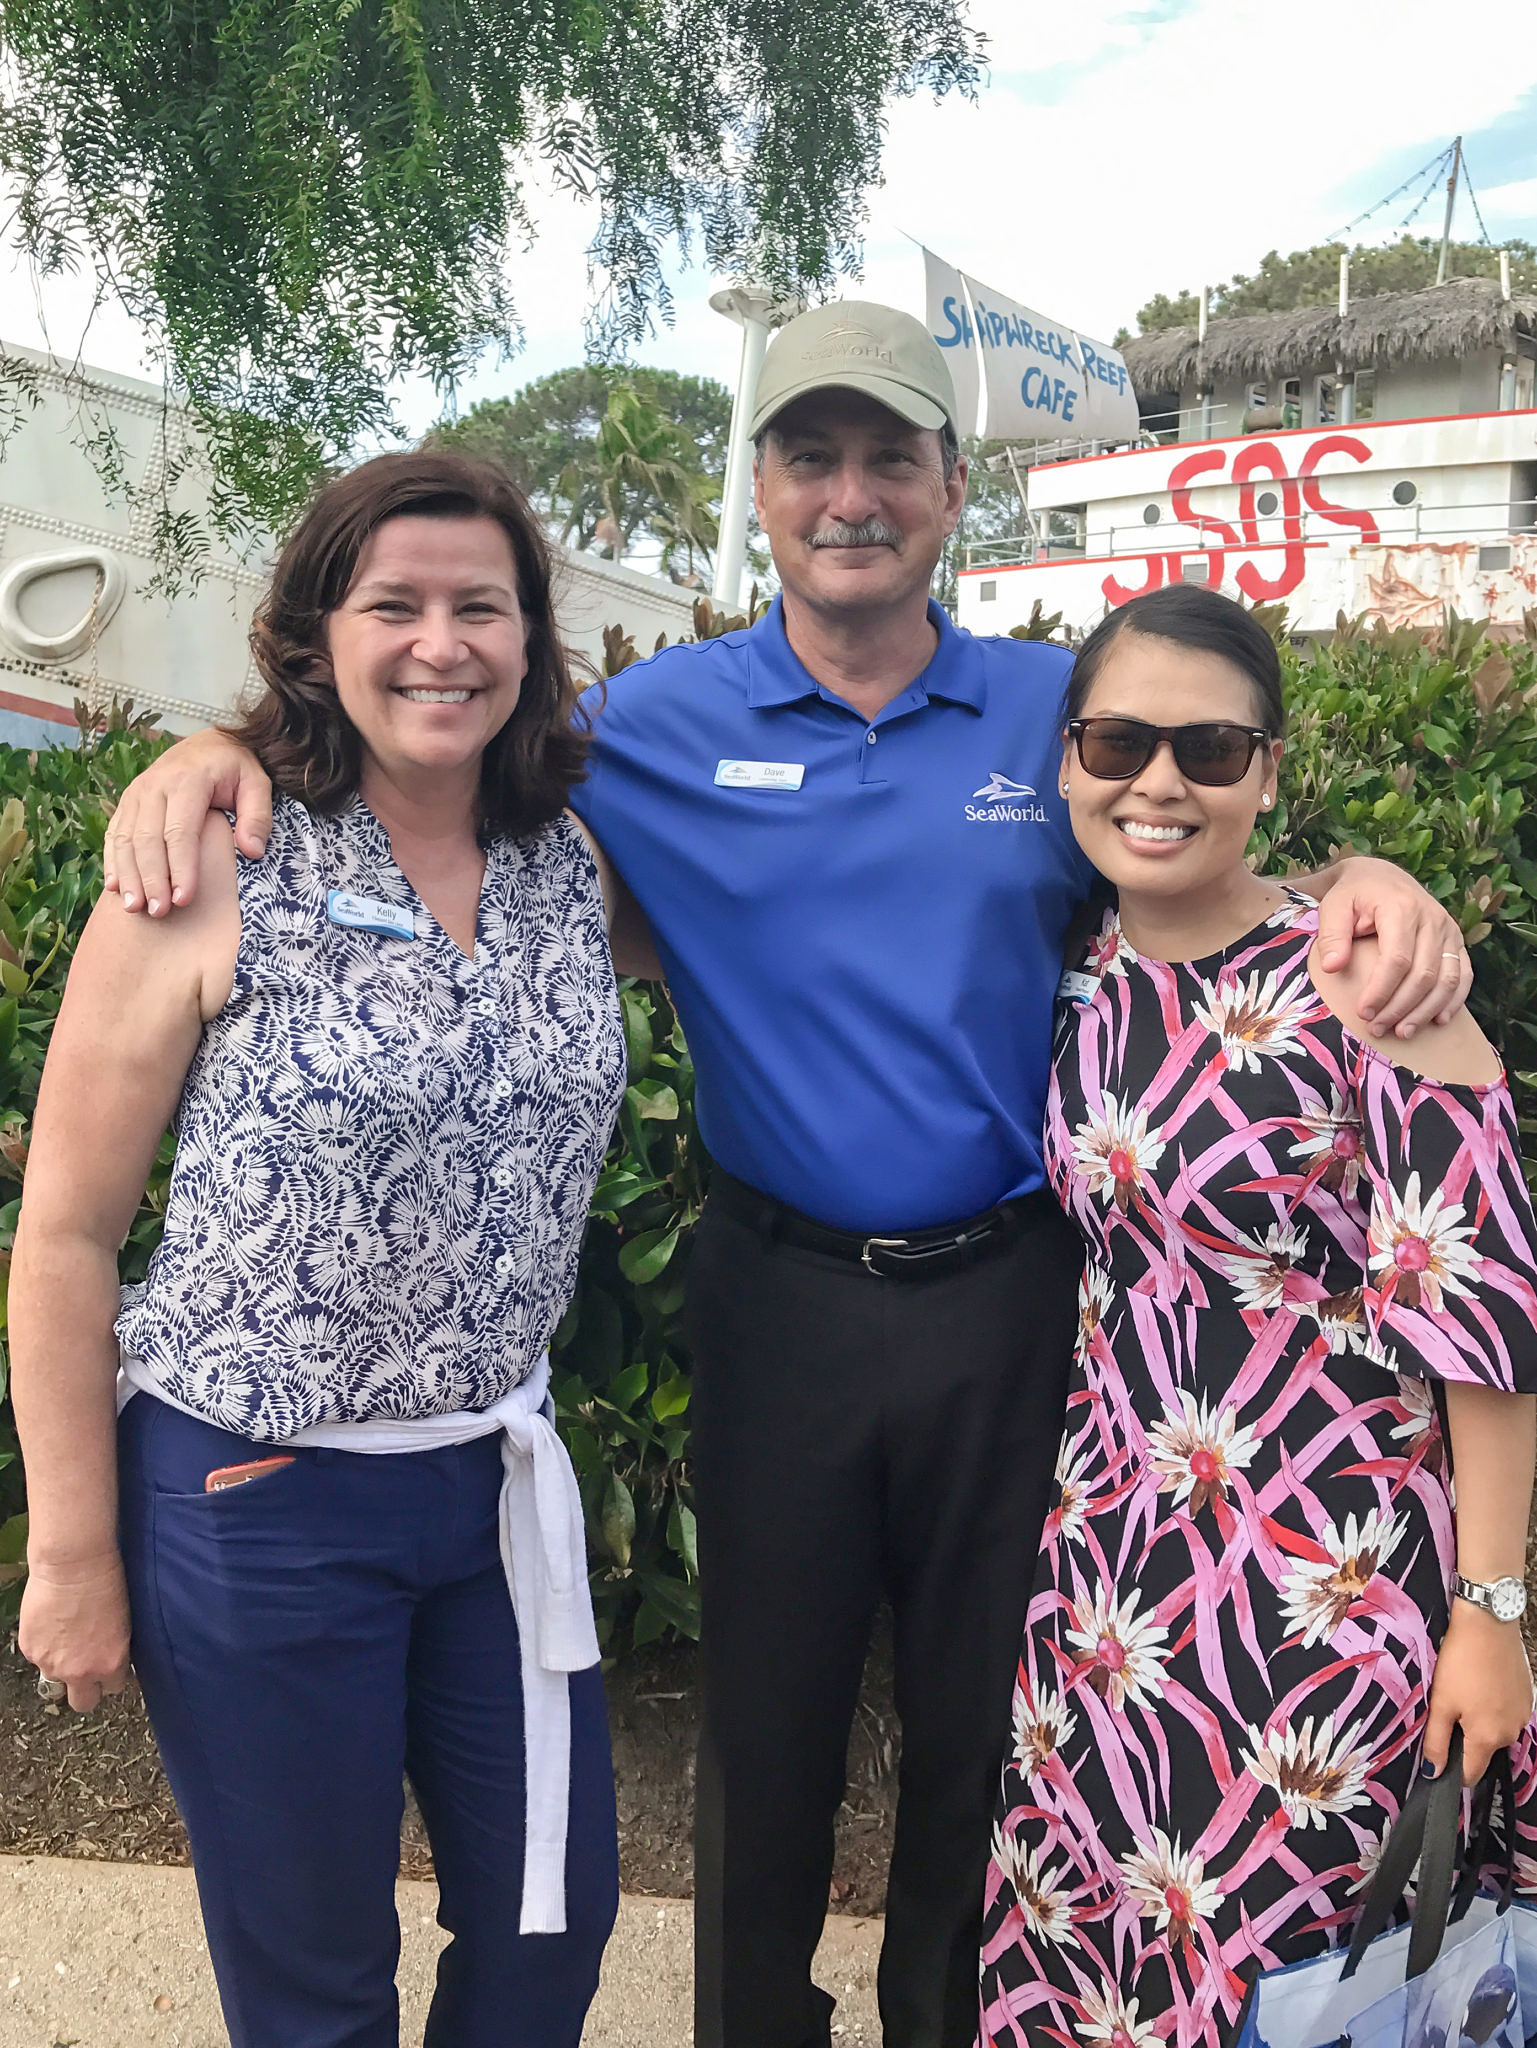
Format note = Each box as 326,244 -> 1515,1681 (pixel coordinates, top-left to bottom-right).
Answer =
978,893 -> 1537,2048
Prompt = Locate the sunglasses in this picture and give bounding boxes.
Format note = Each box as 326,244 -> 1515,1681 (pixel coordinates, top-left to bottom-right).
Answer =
1066,716 -> 1271,788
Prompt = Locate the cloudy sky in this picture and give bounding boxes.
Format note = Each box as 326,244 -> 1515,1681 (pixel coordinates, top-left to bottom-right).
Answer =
4,0 -> 1535,437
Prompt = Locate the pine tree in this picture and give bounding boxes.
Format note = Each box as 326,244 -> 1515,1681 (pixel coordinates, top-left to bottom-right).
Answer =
1132,236 -> 1537,335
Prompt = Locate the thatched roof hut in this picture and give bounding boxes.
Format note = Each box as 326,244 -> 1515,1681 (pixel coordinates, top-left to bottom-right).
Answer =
1121,275 -> 1537,397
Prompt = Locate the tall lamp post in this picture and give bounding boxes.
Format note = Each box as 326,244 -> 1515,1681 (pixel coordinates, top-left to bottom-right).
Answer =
709,287 -> 800,611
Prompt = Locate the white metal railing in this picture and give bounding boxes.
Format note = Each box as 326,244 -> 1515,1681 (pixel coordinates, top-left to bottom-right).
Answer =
1134,404 -> 1236,446
961,499 -> 1537,573
1092,495 -> 1537,561
1008,432 -> 1121,467
988,405 -> 1235,474
964,533 -> 1041,569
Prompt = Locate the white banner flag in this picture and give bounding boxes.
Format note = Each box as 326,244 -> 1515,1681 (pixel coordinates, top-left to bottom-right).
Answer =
961,274 -> 1083,441
924,247 -> 981,439
957,269 -> 1140,445
1074,326 -> 1141,442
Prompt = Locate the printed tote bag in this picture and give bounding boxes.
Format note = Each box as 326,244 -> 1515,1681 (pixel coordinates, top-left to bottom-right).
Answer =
1236,1732 -> 1526,2048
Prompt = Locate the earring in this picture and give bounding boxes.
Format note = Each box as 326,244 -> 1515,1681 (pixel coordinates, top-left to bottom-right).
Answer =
1060,781 -> 1069,796
1261,794 -> 1272,809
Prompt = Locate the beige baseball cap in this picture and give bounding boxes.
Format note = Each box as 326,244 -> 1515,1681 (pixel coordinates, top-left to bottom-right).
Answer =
750,300 -> 958,439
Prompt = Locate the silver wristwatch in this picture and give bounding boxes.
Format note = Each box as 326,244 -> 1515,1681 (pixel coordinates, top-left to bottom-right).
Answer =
1454,1573 -> 1529,1623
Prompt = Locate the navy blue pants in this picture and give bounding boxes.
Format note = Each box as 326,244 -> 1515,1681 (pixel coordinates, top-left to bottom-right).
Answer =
118,1395 -> 618,2048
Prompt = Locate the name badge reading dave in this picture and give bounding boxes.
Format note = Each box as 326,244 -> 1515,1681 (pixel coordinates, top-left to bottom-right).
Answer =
1057,970 -> 1100,1006
326,890 -> 416,940
714,759 -> 805,792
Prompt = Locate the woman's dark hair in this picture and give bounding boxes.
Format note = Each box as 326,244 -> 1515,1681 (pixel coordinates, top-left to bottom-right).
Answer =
231,450 -> 588,839
1063,585 -> 1286,737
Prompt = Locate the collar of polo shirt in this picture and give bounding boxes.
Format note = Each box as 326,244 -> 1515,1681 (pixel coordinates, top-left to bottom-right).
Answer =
743,597 -> 987,715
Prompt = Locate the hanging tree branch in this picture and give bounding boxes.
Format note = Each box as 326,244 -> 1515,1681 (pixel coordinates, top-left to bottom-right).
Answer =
0,0 -> 981,546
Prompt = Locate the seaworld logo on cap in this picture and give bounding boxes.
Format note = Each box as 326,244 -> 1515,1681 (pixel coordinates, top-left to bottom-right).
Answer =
802,322 -> 894,367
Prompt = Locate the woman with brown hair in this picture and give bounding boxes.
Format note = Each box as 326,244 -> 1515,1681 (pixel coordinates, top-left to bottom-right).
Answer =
10,451 -> 646,2047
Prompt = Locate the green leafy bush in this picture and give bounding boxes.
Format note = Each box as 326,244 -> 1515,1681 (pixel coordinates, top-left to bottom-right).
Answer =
0,709 -> 173,1602
552,978 -> 704,1651
557,592 -> 770,1650
1257,613 -> 1537,1175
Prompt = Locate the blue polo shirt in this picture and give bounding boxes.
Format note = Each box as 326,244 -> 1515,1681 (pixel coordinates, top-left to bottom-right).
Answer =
569,598 -> 1095,1233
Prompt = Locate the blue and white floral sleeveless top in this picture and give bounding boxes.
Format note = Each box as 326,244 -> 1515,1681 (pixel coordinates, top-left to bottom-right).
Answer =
116,795 -> 627,1438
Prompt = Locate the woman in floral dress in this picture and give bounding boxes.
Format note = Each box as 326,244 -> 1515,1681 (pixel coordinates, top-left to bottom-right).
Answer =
978,586 -> 1537,2048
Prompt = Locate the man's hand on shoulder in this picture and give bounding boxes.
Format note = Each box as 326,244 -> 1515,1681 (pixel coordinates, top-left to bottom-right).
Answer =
1309,934 -> 1499,1088
105,729 -> 273,915
1301,854 -> 1471,1039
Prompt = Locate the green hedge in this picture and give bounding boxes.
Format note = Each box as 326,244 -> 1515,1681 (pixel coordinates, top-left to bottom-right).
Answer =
4,609 -> 1537,1646
0,707 -> 176,1605
1254,610 -> 1537,1181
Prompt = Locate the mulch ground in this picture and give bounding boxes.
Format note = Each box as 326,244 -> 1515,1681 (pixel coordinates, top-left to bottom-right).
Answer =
0,1619 -> 900,1916
13,1538 -> 1537,1917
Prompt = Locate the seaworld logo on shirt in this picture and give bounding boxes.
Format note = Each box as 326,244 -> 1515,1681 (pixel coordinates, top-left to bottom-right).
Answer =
966,772 -> 1047,823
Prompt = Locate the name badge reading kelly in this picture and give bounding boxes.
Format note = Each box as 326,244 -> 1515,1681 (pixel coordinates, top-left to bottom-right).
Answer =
326,890 -> 416,940
1057,970 -> 1100,1006
714,759 -> 805,792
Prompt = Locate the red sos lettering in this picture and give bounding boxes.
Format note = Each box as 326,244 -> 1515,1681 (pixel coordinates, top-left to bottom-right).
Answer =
1231,443 -> 1303,601
1297,436 -> 1380,542
1099,435 -> 1377,610
1102,449 -> 1234,606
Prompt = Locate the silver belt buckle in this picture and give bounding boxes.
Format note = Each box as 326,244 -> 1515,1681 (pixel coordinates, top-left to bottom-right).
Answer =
861,1234 -> 912,1276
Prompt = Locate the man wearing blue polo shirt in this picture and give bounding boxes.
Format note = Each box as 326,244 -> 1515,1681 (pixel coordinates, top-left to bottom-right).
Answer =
572,322 -> 1095,2048
105,301 -> 1471,2048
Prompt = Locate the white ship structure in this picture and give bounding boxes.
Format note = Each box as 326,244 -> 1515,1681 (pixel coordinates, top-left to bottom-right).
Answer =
955,275 -> 1537,638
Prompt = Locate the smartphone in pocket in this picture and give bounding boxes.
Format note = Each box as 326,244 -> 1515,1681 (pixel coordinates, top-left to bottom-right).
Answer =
204,1455 -> 295,1494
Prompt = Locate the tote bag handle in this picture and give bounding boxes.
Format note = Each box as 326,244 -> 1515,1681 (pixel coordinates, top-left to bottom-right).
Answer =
1450,1745 -> 1518,1924
1341,1728 -> 1464,1984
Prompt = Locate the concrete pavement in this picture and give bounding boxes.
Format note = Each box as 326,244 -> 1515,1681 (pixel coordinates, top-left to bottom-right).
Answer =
0,1856 -> 882,2047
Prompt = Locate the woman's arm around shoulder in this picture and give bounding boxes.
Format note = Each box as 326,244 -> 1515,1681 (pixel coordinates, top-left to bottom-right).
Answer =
567,811 -> 664,981
1309,932 -> 1501,1088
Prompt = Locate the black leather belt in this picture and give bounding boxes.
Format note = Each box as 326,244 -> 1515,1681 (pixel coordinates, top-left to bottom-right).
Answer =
707,1168 -> 1053,1280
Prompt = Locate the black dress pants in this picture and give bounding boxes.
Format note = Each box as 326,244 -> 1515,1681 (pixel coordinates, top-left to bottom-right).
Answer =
686,1195 -> 1083,2048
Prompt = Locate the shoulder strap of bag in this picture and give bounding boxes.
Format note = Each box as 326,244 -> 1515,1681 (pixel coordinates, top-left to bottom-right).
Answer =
1342,1728 -> 1465,1981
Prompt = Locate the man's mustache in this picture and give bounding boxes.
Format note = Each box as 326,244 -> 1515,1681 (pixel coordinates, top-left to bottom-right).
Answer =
806,519 -> 903,551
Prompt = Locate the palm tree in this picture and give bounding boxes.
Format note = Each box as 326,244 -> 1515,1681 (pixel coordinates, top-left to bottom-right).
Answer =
561,383 -> 719,572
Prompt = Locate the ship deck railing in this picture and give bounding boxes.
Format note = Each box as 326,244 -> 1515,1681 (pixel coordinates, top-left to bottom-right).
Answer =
1008,407 -> 1234,469
962,497 -> 1537,572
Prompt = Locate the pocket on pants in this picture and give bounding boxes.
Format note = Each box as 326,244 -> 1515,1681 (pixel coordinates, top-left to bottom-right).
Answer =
122,1399 -> 324,1654
126,1392 -> 290,1499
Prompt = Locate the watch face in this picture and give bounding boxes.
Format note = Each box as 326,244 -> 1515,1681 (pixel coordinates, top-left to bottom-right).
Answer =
1492,1579 -> 1528,1623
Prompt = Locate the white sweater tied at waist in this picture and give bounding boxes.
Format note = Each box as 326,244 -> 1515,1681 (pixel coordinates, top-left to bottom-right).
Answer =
118,1352 -> 598,1935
